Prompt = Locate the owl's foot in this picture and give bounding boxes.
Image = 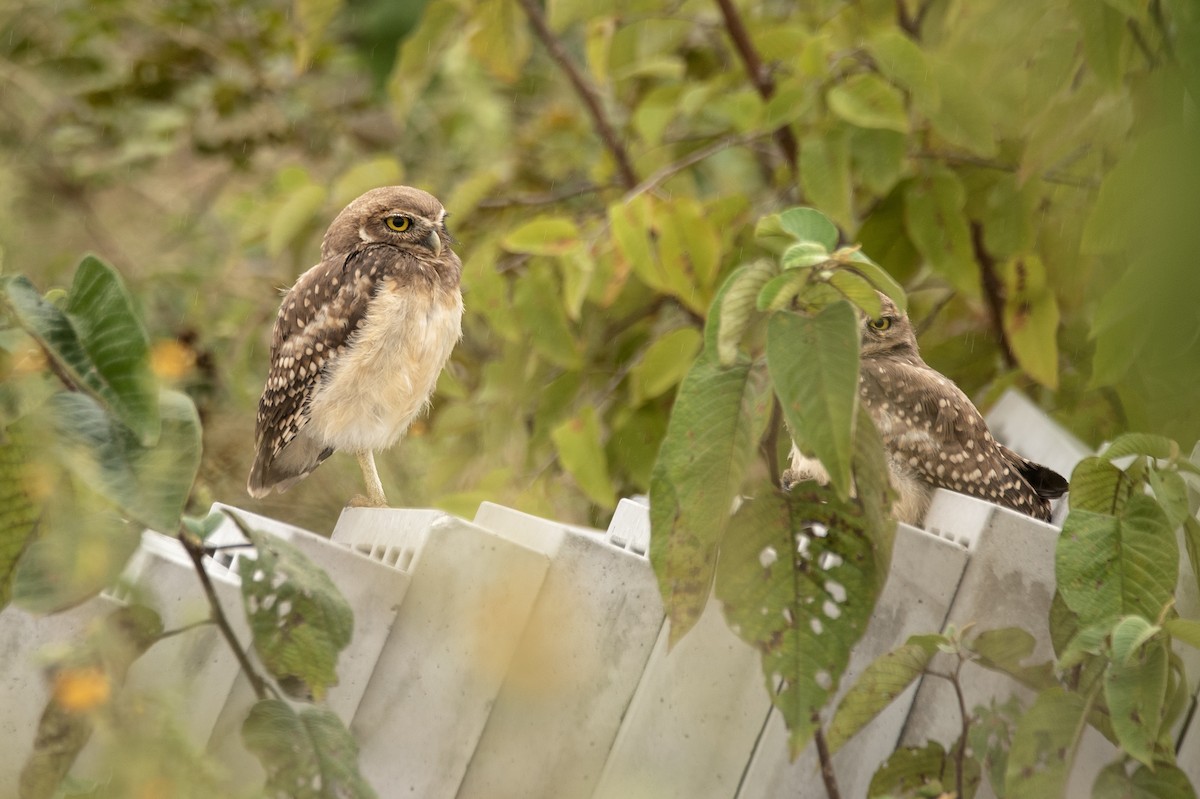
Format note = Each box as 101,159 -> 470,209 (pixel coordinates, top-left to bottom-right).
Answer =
780,468 -> 799,491
346,493 -> 389,508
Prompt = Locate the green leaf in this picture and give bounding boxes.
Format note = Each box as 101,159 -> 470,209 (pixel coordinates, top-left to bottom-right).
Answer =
468,0 -> 532,83
849,127 -> 908,196
867,30 -> 939,112
1104,618 -> 1168,767
181,510 -> 226,542
242,699 -> 377,799
649,354 -> 771,644
800,128 -> 853,229
778,207 -> 839,250
757,270 -> 811,313
629,327 -> 703,404
969,627 -> 1057,690
268,183 -> 326,258
903,167 -> 976,297
826,635 -> 943,753
1149,468 -> 1191,529
1000,255 -> 1060,388
657,197 -> 722,291
0,429 -> 39,610
293,0 -> 343,67
513,262 -> 582,369
829,270 -> 883,319
331,158 -> 405,208
868,740 -> 979,799
714,261 -> 776,366
1004,688 -> 1090,797
781,242 -> 831,270
1,259 -> 158,444
926,60 -> 997,157
502,215 -> 581,256
842,253 -> 908,313
716,484 -> 883,756
232,516 -> 354,701
1068,457 -> 1132,515
827,73 -> 909,133
1093,761 -> 1199,799
1100,433 -> 1179,462
767,303 -> 860,498
1056,495 -> 1178,628
41,390 -> 201,533
1165,617 -> 1200,650
551,406 -> 617,507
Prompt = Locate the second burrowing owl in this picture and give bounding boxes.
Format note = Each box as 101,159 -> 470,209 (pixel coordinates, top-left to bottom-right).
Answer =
247,186 -> 463,507
783,294 -> 1067,524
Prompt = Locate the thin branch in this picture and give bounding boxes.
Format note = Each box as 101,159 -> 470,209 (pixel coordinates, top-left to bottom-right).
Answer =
813,722 -> 842,799
969,221 -> 1017,369
180,530 -> 269,701
515,0 -> 639,190
156,618 -> 215,642
625,132 -> 770,201
951,659 -> 971,799
895,0 -> 919,38
713,0 -> 798,171
476,182 -> 611,210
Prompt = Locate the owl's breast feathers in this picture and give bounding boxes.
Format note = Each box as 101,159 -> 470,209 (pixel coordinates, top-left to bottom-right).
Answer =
860,356 -> 1066,521
249,243 -> 462,494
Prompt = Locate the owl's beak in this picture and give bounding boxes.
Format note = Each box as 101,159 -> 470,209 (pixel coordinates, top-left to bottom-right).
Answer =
424,229 -> 442,256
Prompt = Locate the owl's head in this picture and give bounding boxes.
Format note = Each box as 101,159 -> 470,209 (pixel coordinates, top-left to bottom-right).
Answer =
321,185 -> 454,261
860,291 -> 919,359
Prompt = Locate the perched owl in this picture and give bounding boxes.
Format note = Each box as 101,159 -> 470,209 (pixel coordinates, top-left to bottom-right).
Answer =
782,294 -> 1067,524
247,186 -> 463,507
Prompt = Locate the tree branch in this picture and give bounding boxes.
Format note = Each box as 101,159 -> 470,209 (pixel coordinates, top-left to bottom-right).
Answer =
625,132 -> 770,201
713,0 -> 798,171
180,530 -> 269,701
515,0 -> 639,190
969,221 -> 1017,369
951,659 -> 971,799
813,722 -> 842,799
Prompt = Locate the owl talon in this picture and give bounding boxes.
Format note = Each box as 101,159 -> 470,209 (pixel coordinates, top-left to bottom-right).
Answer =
346,493 -> 389,509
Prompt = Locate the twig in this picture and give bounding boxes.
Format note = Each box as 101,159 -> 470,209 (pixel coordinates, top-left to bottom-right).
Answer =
713,0 -> 798,171
156,618 -> 215,642
969,221 -> 1017,369
477,182 -> 611,209
950,658 -> 970,799
813,723 -> 842,799
515,0 -> 639,190
625,132 -> 769,201
179,530 -> 269,700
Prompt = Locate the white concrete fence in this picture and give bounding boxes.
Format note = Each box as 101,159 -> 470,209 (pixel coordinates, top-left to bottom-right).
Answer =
3,389 -> 1199,798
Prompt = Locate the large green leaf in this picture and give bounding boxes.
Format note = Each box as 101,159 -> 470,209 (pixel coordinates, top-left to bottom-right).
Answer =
1093,761 -> 1199,799
777,207 -> 839,250
232,518 -> 354,701
766,302 -> 860,498
242,699 -> 377,799
903,167 -> 976,297
868,741 -> 980,799
826,634 -> 943,753
629,326 -> 703,404
1068,456 -> 1133,515
649,354 -> 771,644
799,129 -> 853,229
1004,687 -> 1090,797
716,483 -> 883,757
41,390 -> 201,533
1000,254 -> 1059,389
1104,616 -> 1169,767
1056,495 -> 1178,628
502,215 -> 581,256
1,257 -> 158,444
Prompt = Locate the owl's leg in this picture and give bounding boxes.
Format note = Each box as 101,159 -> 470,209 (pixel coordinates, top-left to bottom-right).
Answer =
349,450 -> 389,508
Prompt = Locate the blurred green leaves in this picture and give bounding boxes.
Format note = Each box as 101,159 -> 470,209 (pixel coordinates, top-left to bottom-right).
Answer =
243,700 -> 377,799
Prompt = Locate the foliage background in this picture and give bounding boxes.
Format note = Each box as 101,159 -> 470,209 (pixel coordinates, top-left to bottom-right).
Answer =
2,0 -> 1198,533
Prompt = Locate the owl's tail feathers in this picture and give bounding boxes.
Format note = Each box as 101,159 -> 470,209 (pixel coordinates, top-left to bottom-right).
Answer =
246,435 -> 334,498
1016,458 -> 1069,500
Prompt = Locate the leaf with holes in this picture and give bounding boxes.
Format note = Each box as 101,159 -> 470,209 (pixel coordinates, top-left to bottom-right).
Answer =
767,302 -> 860,498
1,257 -> 158,444
232,518 -> 353,701
868,740 -> 980,799
1104,616 -> 1168,767
826,634 -> 943,753
1093,761 -> 1198,799
1056,495 -> 1178,629
242,699 -> 377,799
716,483 -> 883,757
1004,688 -> 1090,797
649,353 -> 771,645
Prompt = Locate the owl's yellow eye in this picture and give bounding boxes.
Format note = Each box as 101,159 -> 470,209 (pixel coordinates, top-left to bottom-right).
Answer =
385,215 -> 412,232
869,317 -> 893,331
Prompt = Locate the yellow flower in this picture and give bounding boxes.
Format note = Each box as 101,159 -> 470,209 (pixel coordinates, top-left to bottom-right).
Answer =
52,665 -> 110,712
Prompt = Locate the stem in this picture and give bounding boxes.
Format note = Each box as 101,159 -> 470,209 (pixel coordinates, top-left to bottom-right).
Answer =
813,723 -> 842,799
969,221 -> 1017,369
761,396 -> 783,488
625,132 -> 769,201
951,658 -> 970,799
156,618 -> 215,642
180,530 -> 269,701
713,0 -> 798,171
515,0 -> 639,190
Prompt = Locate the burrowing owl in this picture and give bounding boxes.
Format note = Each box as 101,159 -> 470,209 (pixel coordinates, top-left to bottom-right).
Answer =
782,294 -> 1067,524
247,186 -> 463,507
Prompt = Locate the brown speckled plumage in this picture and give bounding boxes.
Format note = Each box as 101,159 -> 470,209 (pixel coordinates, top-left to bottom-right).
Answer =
783,294 -> 1067,524
248,186 -> 463,505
